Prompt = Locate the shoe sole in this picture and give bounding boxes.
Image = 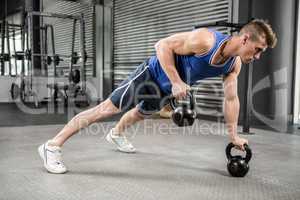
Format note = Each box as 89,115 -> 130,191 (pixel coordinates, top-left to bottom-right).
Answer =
38,145 -> 67,174
105,133 -> 136,153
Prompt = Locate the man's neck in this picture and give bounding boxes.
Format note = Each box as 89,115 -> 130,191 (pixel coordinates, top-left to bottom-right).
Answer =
222,36 -> 239,58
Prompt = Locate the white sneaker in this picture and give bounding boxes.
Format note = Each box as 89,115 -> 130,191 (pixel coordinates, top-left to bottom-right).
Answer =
38,141 -> 67,174
105,129 -> 136,153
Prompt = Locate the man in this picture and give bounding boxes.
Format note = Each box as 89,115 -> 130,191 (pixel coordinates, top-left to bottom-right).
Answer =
38,19 -> 277,174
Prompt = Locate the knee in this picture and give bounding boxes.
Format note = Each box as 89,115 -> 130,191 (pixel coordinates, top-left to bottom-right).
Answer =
96,99 -> 121,115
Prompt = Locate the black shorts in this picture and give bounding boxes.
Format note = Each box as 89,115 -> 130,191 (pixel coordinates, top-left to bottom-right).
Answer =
109,60 -> 170,115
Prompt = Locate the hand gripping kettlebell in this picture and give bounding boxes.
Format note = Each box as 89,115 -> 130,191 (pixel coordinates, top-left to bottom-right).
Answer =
170,91 -> 196,127
226,142 -> 252,177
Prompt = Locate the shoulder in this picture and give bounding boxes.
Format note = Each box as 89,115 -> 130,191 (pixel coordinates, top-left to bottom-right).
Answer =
188,28 -> 215,55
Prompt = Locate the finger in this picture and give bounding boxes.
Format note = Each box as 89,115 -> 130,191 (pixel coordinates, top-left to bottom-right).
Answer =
175,95 -> 181,100
234,145 -> 240,150
180,92 -> 185,99
186,85 -> 191,91
174,94 -> 180,100
241,145 -> 245,151
234,144 -> 244,151
177,93 -> 184,100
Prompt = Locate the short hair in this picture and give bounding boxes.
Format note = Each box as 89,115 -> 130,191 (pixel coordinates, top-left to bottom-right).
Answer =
240,19 -> 277,48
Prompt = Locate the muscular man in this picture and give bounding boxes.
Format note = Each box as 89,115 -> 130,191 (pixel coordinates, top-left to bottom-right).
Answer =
38,19 -> 277,173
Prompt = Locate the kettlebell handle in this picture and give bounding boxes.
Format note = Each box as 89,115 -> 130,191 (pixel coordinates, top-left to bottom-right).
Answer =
226,142 -> 252,163
244,144 -> 252,163
170,91 -> 195,110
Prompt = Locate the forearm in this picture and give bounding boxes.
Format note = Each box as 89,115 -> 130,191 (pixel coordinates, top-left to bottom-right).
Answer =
155,41 -> 182,84
224,96 -> 240,140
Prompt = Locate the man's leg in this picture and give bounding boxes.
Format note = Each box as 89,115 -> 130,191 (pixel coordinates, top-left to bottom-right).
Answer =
50,99 -> 120,147
38,98 -> 121,174
114,106 -> 145,135
105,106 -> 146,153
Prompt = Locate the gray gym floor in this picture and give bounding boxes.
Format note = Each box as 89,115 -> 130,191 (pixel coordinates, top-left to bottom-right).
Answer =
0,119 -> 299,200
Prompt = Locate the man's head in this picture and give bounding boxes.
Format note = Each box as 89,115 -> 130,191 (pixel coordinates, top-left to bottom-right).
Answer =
237,19 -> 277,64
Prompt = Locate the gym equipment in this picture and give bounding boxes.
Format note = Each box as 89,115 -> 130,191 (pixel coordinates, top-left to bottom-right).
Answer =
12,29 -> 18,75
2,11 -> 91,108
10,79 -> 26,101
26,11 -> 90,107
0,19 -> 39,105
10,83 -> 20,100
10,51 -> 86,65
0,21 -> 13,75
5,21 -> 12,76
226,142 -> 252,177
74,88 -> 90,108
27,11 -> 88,87
194,21 -> 245,33
170,91 -> 197,127
0,21 -> 4,75
69,69 -> 80,84
0,53 -> 10,62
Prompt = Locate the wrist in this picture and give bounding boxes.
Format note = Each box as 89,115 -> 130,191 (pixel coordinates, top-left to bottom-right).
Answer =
171,79 -> 183,85
226,123 -> 238,140
229,133 -> 239,141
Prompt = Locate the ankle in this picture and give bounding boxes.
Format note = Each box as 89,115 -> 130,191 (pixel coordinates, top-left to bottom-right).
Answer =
112,128 -> 123,136
48,140 -> 61,147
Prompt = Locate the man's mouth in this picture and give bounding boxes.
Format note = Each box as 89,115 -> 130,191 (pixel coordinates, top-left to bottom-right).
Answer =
247,59 -> 253,63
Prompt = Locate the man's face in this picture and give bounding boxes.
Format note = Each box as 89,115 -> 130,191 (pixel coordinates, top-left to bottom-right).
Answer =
239,34 -> 268,64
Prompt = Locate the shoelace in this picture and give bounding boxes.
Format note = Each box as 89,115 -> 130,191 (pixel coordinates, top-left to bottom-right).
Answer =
52,149 -> 64,165
116,136 -> 132,147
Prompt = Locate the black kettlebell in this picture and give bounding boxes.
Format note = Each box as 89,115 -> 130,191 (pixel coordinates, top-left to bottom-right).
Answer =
226,142 -> 252,177
170,91 -> 196,127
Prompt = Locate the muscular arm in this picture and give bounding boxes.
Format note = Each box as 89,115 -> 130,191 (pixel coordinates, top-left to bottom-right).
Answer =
223,57 -> 242,142
154,29 -> 214,84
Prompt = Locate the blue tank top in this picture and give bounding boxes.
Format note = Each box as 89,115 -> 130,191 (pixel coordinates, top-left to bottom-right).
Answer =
148,29 -> 236,94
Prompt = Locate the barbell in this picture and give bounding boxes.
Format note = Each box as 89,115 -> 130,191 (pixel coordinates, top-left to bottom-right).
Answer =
1,50 -> 88,65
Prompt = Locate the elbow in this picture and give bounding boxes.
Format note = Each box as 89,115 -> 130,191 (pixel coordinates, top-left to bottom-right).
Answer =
155,39 -> 169,52
225,94 -> 238,102
155,40 -> 163,52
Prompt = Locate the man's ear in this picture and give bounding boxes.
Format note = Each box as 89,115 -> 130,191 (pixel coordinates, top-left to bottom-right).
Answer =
242,34 -> 250,45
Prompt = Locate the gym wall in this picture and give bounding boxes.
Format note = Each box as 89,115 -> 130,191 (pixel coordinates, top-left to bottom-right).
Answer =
238,0 -> 297,131
294,0 -> 300,124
